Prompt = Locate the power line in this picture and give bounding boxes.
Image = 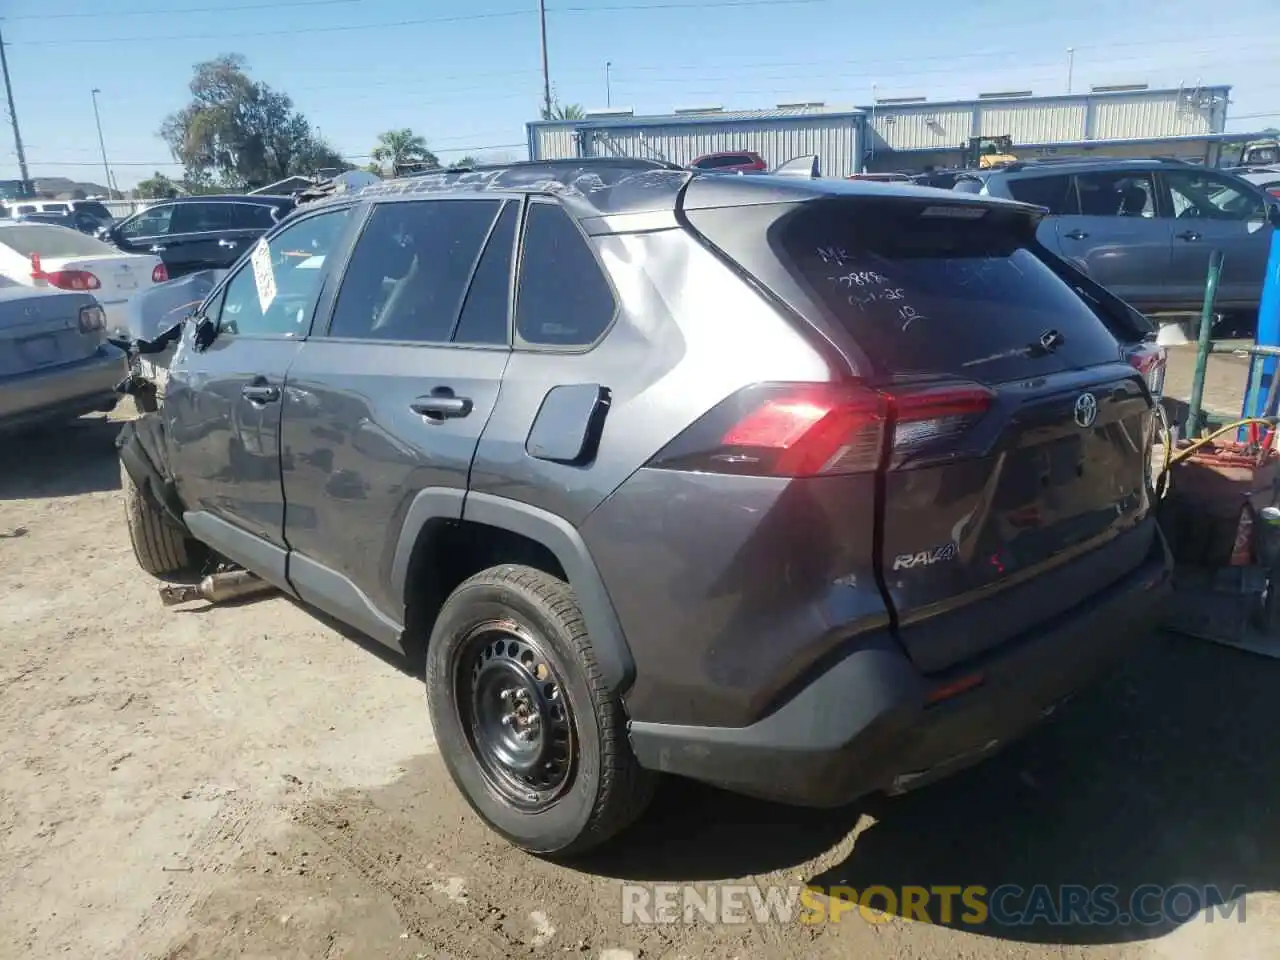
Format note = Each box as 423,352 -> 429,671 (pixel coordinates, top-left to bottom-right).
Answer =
5,0 -> 831,45
8,0 -> 367,20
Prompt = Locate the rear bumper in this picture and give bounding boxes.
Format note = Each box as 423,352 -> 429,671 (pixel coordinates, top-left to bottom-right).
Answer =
628,529 -> 1172,807
0,344 -> 127,431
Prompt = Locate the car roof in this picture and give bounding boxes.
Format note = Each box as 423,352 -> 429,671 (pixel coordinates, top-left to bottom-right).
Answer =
295,158 -> 1040,223
986,157 -> 1202,178
149,194 -> 295,205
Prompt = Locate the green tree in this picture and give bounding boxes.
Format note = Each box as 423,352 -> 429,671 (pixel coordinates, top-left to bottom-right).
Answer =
134,172 -> 181,199
541,101 -> 585,121
370,129 -> 438,174
159,54 -> 345,190
452,155 -> 481,168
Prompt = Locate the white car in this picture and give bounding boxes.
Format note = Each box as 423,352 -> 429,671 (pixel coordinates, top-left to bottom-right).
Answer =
0,221 -> 167,338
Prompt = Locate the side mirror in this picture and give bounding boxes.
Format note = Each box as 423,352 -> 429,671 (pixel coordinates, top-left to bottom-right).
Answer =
192,313 -> 218,351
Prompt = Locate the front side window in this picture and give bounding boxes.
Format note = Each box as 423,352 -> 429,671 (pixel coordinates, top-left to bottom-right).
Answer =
514,203 -> 616,347
327,199 -> 501,343
1006,175 -> 1079,215
119,204 -> 174,239
214,207 -> 352,337
1162,170 -> 1266,221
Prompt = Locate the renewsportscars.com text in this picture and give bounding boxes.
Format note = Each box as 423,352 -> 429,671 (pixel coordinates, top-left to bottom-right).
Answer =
620,883 -> 1247,928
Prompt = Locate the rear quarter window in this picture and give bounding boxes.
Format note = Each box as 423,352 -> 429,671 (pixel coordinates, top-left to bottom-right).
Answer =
773,199 -> 1124,383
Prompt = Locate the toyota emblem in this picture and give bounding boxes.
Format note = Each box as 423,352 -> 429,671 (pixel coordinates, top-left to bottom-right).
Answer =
1074,392 -> 1098,428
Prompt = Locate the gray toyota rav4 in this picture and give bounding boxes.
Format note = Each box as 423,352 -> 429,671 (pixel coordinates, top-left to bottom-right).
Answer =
117,158 -> 1172,856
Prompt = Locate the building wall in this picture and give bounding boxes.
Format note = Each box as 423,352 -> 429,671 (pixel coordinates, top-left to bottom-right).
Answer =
864,87 -> 1228,155
532,114 -> 864,178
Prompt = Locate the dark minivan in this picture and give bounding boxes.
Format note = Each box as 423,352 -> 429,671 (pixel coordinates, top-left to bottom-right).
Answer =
102,195 -> 295,279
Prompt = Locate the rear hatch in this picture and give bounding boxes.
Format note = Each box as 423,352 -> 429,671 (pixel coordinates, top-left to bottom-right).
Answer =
0,284 -> 103,377
684,190 -> 1157,672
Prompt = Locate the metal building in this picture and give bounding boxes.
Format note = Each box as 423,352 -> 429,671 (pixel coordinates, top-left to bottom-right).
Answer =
863,83 -> 1233,171
526,83 -> 1239,174
527,105 -> 865,177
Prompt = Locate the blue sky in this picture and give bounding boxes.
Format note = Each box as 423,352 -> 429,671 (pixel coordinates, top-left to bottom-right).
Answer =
2,0 -> 1277,188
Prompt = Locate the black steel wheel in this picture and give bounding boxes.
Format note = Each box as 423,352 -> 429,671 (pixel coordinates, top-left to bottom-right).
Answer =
425,564 -> 656,856
457,619 -> 576,810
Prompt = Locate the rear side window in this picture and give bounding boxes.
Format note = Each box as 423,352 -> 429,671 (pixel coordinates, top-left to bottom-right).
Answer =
232,203 -> 279,229
1006,175 -> 1079,214
774,199 -> 1123,383
328,198 -> 500,343
171,202 -> 235,233
453,202 -> 517,346
514,203 -> 616,347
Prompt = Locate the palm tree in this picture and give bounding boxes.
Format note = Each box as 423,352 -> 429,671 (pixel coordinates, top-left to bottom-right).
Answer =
541,102 -> 586,121
370,129 -> 438,174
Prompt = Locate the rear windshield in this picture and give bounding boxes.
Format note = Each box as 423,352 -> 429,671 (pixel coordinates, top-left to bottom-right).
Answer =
74,201 -> 113,219
774,199 -> 1123,382
0,224 -> 118,259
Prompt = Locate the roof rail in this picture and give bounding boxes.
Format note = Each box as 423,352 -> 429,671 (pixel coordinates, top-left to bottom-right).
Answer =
1001,155 -> 1194,172
420,156 -> 684,177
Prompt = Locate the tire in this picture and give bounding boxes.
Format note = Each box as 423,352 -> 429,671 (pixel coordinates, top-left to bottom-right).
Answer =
425,564 -> 655,857
120,459 -> 191,577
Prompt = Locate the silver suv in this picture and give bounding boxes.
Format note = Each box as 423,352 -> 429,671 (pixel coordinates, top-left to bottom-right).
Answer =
116,159 -> 1171,856
974,158 -> 1280,316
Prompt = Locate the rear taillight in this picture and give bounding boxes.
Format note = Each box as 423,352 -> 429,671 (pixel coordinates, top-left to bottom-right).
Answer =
46,269 -> 101,291
647,381 -> 994,477
1127,343 -> 1166,396
152,263 -> 169,283
30,253 -> 45,283
1269,188 -> 1280,198
78,305 -> 105,333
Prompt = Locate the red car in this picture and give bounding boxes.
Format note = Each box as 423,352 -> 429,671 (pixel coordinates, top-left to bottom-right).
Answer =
690,151 -> 768,173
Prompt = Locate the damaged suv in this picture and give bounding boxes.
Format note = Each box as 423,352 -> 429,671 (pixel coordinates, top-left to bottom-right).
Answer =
117,158 -> 1171,856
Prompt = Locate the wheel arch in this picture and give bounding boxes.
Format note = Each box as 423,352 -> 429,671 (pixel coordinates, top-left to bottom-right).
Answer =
391,488 -> 636,695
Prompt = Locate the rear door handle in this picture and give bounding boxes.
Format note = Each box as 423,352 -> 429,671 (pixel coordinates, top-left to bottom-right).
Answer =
217,238 -> 238,249
1175,230 -> 1202,241
411,395 -> 473,420
242,384 -> 281,404
1063,229 -> 1089,240
148,244 -> 166,253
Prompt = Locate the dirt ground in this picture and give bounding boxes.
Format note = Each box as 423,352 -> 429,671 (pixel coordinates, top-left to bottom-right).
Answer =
2,357 -> 1278,960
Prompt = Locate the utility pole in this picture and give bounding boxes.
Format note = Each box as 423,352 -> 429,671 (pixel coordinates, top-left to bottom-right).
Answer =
0,24 -> 31,186
1066,47 -> 1075,95
538,0 -> 553,119
605,61 -> 612,108
91,89 -> 114,200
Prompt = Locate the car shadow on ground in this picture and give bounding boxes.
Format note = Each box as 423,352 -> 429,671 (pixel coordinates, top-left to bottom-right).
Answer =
0,414 -> 124,501
575,633 -> 1279,946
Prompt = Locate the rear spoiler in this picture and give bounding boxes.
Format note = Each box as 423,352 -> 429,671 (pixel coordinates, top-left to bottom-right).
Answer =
772,155 -> 821,179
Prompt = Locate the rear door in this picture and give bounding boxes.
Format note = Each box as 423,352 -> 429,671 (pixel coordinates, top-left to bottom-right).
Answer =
279,196 -> 514,628
773,197 -> 1156,672
218,202 -> 285,268
1157,168 -> 1275,310
1016,169 -> 1172,308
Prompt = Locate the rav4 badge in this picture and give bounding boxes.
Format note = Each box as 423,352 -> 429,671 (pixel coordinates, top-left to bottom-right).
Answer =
893,542 -> 958,571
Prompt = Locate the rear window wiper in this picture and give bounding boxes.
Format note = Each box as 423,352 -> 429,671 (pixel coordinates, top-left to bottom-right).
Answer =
962,328 -> 1064,368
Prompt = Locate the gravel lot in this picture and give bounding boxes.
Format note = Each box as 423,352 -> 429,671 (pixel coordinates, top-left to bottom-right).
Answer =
1,382 -> 1278,959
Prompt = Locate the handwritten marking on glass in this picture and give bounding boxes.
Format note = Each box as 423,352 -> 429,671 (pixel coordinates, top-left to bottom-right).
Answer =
816,246 -> 851,266
898,305 -> 927,331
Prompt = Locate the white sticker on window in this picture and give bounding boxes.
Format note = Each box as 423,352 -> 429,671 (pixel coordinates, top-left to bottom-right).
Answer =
250,239 -> 277,314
